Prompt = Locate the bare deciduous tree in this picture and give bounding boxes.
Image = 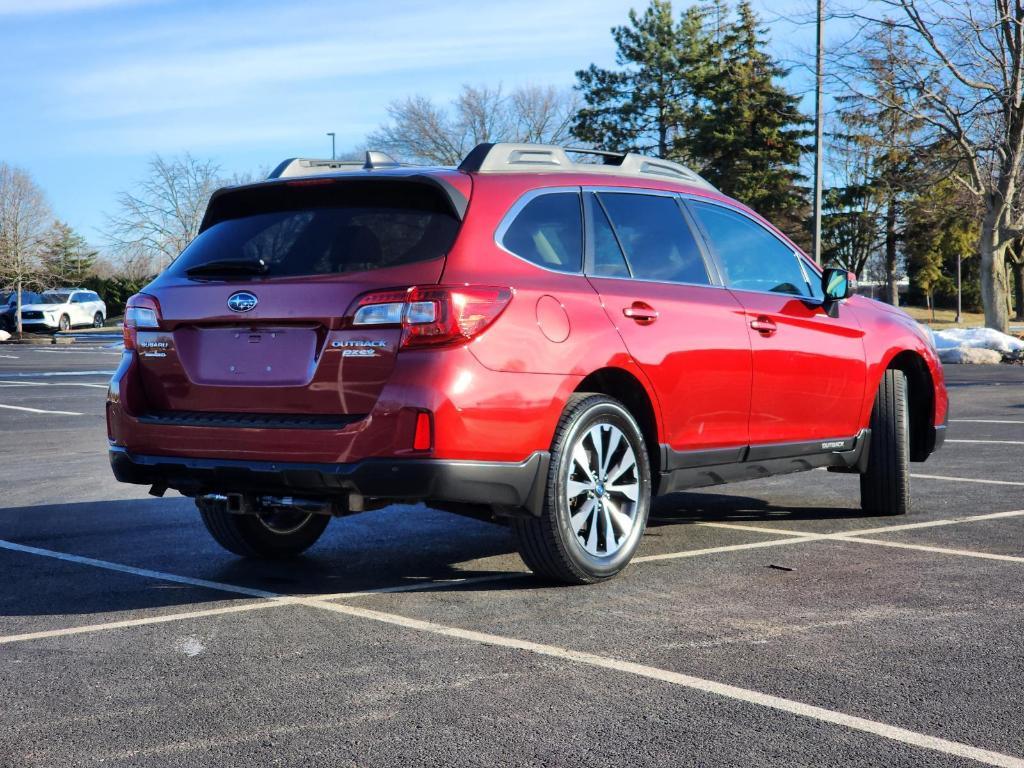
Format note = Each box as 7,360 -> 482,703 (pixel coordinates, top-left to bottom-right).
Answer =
368,84 -> 578,165
105,154 -> 223,274
0,163 -> 51,337
838,0 -> 1024,331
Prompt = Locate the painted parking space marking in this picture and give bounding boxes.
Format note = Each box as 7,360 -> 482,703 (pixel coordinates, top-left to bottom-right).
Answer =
632,535 -> 819,562
1,537 -> 1021,766
837,537 -> 1024,564
0,600 -> 288,646
699,509 -> 1024,540
0,379 -> 108,388
2,369 -> 115,378
0,539 -> 278,598
951,419 -> 1024,425
0,403 -> 84,416
947,439 -> 1024,445
911,473 -> 1024,487
699,510 -> 1024,564
310,601 -> 1024,767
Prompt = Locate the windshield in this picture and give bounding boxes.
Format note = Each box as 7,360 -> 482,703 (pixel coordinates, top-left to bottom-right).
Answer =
39,293 -> 69,304
169,182 -> 460,280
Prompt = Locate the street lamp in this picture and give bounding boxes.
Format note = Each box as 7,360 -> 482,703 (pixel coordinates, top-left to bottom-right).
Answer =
326,132 -> 336,160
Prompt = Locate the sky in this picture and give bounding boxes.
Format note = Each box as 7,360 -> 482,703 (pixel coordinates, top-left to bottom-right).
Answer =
0,0 -> 825,246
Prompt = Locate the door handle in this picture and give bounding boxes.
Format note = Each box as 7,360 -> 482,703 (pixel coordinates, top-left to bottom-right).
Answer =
750,316 -> 777,336
623,301 -> 659,325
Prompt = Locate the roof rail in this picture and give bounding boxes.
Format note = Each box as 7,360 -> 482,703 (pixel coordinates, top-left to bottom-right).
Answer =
457,143 -> 716,191
267,151 -> 404,179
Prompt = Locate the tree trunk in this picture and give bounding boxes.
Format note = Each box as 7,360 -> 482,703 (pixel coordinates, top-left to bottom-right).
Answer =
884,195 -> 898,306
1015,261 -> 1024,321
979,219 -> 1010,332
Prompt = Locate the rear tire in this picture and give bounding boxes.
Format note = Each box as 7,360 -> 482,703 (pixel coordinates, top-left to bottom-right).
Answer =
197,497 -> 330,558
513,394 -> 651,585
93,312 -> 104,328
860,369 -> 910,516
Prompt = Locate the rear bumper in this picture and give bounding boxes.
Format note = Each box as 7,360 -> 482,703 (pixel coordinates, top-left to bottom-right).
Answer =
109,446 -> 550,515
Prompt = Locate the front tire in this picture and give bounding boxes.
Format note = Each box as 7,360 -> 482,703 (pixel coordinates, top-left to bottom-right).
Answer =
197,497 -> 330,558
93,312 -> 104,328
513,394 -> 651,584
860,369 -> 910,516
58,314 -> 70,332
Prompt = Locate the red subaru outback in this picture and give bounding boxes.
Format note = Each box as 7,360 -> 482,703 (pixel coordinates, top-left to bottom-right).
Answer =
107,143 -> 948,584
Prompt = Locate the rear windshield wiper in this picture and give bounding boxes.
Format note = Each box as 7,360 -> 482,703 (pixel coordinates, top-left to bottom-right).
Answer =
185,258 -> 269,277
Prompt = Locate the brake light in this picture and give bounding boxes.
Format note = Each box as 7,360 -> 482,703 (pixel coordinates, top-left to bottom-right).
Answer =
348,285 -> 513,349
122,293 -> 161,350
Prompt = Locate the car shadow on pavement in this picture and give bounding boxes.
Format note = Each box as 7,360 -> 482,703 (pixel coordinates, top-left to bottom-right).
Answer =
650,491 -> 874,525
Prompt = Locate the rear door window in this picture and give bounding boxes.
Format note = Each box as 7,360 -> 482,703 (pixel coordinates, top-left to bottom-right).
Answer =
587,193 -> 631,278
500,191 -> 582,273
597,193 -> 710,285
169,181 -> 461,279
689,201 -> 811,297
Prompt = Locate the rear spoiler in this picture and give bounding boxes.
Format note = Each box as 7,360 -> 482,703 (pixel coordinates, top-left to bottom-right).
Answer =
199,173 -> 470,233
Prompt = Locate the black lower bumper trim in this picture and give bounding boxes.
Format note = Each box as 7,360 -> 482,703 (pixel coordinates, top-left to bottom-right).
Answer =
109,447 -> 550,515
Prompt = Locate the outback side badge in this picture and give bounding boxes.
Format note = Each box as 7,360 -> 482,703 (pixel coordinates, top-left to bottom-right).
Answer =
227,291 -> 258,312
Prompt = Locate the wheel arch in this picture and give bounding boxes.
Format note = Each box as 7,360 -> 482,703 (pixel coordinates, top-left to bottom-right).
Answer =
574,367 -> 662,475
882,349 -> 935,462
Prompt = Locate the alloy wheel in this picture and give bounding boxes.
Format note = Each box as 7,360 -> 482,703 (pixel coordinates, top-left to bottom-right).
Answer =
565,422 -> 640,557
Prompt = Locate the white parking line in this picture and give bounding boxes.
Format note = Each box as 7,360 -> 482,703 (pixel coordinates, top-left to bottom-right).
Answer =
947,439 -> 1024,445
699,510 -> 1024,564
911,473 -> 1024,487
951,419 -> 1024,425
838,537 -> 1024,564
632,536 -> 819,562
0,403 -> 84,416
0,379 -> 108,389
0,539 -> 277,598
0,600 -> 288,645
3,370 -> 115,377
1,538 -> 1021,766
314,600 -> 1024,768
0,354 -> 19,359
699,509 -> 1024,540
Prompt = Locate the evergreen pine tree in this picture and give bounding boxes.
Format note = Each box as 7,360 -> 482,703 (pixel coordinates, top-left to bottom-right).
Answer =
41,221 -> 96,286
572,1 -> 715,160
688,1 -> 811,239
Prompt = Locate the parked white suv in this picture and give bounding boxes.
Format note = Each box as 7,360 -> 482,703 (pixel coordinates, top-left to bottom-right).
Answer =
20,290 -> 106,331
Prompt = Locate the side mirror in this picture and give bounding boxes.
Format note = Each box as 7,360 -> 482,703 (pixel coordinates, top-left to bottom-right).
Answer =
821,268 -> 856,317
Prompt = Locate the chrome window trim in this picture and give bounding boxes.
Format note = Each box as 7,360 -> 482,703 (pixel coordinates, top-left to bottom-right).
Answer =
582,186 -> 721,290
682,195 -> 818,300
493,186 -> 585,275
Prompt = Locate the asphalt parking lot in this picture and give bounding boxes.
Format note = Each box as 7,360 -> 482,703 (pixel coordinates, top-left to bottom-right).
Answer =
1,345 -> 1022,767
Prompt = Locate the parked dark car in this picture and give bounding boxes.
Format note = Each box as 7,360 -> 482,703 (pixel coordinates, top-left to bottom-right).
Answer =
1,290 -> 43,332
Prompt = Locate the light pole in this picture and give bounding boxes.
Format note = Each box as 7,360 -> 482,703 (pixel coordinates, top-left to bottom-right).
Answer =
326,132 -> 336,160
812,0 -> 825,265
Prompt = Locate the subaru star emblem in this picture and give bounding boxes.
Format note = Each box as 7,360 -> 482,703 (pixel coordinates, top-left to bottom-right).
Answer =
227,291 -> 258,313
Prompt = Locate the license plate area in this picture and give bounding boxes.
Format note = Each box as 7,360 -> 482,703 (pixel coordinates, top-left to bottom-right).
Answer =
177,325 -> 320,386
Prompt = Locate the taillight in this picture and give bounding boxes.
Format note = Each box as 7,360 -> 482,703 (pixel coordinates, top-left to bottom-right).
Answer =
122,293 -> 161,350
348,285 -> 512,349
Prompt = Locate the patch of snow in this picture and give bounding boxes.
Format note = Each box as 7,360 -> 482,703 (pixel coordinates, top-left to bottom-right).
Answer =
938,347 -> 1004,365
931,327 -> 1024,354
0,330 -> 9,342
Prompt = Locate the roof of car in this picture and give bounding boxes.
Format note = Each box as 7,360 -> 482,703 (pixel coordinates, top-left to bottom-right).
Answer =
266,143 -> 717,192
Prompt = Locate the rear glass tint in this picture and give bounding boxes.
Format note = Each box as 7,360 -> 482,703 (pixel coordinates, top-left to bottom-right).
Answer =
500,192 -> 582,273
169,180 -> 460,279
